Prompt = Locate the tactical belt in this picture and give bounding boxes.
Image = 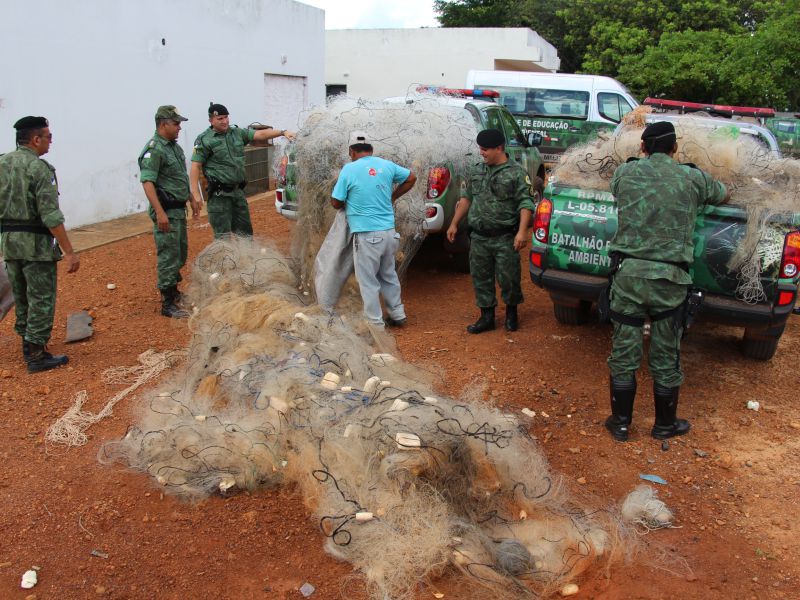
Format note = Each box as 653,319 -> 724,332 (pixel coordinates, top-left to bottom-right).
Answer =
0,219 -> 51,236
609,306 -> 680,328
155,187 -> 187,211
605,251 -> 688,327
472,226 -> 517,238
208,180 -> 246,195
159,199 -> 188,211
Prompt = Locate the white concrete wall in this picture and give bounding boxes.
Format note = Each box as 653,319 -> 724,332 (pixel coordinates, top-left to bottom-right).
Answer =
326,27 -> 560,101
0,0 -> 324,228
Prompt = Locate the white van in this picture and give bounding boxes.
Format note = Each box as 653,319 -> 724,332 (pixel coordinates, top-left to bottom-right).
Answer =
466,70 -> 639,164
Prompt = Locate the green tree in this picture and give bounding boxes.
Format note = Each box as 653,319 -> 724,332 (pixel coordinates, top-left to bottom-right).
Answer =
718,0 -> 800,109
617,30 -> 736,103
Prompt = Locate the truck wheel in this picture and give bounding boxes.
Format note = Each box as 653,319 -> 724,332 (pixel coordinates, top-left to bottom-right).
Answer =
741,326 -> 784,360
553,301 -> 591,325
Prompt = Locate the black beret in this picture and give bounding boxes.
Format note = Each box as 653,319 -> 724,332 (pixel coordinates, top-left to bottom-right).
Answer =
476,128 -> 505,148
641,121 -> 676,141
13,116 -> 49,130
209,102 -> 229,117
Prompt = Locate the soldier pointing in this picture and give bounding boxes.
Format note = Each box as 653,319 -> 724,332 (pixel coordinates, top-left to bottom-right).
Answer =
190,102 -> 295,238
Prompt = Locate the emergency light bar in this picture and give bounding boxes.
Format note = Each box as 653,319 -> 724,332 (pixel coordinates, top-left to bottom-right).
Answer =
644,97 -> 775,118
416,86 -> 500,99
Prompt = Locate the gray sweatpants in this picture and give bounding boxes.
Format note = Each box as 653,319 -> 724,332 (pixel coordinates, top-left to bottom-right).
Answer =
353,229 -> 405,326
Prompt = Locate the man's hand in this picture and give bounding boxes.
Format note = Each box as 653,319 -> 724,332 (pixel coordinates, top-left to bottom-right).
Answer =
64,252 -> 80,273
156,210 -> 171,232
513,230 -> 528,251
190,196 -> 202,220
283,130 -> 296,141
446,223 -> 458,243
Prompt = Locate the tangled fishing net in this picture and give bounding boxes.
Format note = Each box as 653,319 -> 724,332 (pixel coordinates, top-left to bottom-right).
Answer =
277,93 -> 479,303
551,106 -> 800,302
100,237 -> 638,599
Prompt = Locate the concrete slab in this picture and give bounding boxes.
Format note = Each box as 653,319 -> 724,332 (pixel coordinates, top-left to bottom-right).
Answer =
68,191 -> 275,253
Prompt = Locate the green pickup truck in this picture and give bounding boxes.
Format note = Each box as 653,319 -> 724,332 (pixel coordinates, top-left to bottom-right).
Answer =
529,116 -> 800,360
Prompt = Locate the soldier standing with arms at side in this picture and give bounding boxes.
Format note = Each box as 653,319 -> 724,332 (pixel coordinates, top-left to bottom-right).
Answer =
0,116 -> 80,373
604,121 -> 729,442
138,106 -> 199,318
189,102 -> 295,238
447,128 -> 536,333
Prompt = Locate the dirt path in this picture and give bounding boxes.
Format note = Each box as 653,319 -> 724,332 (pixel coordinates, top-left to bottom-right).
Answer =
1,198 -> 797,599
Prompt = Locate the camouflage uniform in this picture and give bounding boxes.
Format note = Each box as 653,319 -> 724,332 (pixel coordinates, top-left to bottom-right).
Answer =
138,134 -> 190,290
191,126 -> 255,237
465,160 -> 536,307
0,146 -> 63,345
608,153 -> 727,386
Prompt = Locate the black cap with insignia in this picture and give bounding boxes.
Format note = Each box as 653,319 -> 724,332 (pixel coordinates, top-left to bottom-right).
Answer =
13,116 -> 49,130
641,121 -> 676,141
476,128 -> 505,148
209,102 -> 229,117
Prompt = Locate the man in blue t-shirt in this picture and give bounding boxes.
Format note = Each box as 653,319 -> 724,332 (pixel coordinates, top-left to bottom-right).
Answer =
330,131 -> 417,327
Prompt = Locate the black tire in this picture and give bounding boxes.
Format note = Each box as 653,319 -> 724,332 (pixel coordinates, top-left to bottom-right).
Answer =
553,301 -> 591,325
741,328 -> 782,360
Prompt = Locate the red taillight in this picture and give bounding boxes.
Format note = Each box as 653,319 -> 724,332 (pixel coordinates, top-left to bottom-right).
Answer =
427,167 -> 451,199
777,290 -> 794,306
276,190 -> 283,202
779,231 -> 800,279
530,250 -> 543,268
533,198 -> 553,243
425,206 -> 437,219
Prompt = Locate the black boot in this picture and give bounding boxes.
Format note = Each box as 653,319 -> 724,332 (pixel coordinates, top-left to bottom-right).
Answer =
22,338 -> 32,363
27,343 -> 68,374
466,307 -> 495,334
605,376 -> 636,441
161,286 -> 189,319
651,383 -> 690,439
505,305 -> 519,332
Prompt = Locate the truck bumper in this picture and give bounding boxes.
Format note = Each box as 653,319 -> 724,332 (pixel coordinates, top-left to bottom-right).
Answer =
530,261 -> 798,329
274,189 -> 298,220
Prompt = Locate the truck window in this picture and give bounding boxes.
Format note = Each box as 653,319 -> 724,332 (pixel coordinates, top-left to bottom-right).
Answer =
476,86 -> 589,120
498,108 -> 526,146
597,92 -> 633,124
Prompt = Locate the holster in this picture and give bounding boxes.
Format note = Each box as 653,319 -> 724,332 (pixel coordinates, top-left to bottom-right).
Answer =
156,187 -> 187,211
207,176 -> 246,196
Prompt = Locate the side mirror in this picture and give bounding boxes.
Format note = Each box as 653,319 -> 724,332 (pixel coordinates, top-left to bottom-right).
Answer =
527,132 -> 543,147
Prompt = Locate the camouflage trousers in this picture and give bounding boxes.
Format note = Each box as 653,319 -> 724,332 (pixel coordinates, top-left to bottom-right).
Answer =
469,233 -> 523,308
607,273 -> 687,388
207,190 -> 253,238
151,211 -> 188,290
4,259 -> 57,345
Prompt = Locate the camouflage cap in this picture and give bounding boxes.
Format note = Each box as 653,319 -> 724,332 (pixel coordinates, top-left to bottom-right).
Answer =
155,105 -> 188,122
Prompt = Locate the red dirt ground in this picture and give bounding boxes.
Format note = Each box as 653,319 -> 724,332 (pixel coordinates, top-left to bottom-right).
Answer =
1,196 -> 798,599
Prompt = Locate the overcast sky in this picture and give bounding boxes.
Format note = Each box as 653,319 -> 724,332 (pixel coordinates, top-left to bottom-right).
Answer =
301,0 -> 440,29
